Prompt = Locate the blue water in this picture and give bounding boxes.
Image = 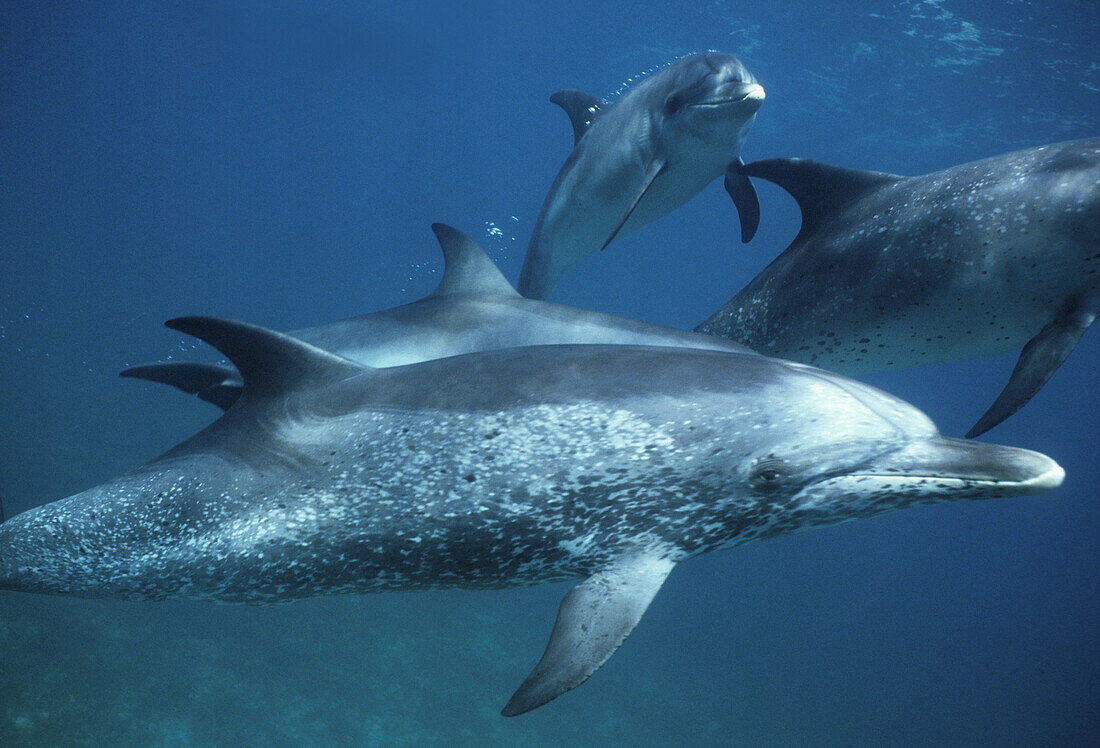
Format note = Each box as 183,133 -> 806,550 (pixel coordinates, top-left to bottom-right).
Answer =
1,2 -> 1096,745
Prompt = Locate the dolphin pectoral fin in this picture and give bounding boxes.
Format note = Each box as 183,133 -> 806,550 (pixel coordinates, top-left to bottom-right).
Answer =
601,158 -> 667,251
967,297 -> 1098,438
549,89 -> 603,145
725,159 -> 760,243
501,552 -> 675,717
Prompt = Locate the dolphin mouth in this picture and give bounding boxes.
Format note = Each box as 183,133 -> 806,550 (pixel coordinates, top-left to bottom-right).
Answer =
847,436 -> 1065,498
690,83 -> 765,109
849,464 -> 1065,494
792,437 -> 1063,517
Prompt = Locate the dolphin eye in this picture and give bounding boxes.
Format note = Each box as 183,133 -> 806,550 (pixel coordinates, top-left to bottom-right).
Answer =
664,95 -> 683,114
750,457 -> 788,490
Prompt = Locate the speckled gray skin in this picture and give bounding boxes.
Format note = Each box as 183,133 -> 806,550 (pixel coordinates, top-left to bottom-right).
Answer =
518,52 -> 765,299
0,317 -> 1063,714
122,224 -> 753,410
697,139 -> 1100,436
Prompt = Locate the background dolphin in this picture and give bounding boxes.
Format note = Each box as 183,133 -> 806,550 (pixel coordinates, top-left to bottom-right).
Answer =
122,223 -> 754,410
1,316 -> 1063,715
517,52 -> 765,299
696,138 -> 1100,437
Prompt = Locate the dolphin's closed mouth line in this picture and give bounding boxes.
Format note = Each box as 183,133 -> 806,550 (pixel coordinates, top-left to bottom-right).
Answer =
690,94 -> 760,108
851,464 -> 1065,491
689,99 -> 740,109
690,85 -> 766,108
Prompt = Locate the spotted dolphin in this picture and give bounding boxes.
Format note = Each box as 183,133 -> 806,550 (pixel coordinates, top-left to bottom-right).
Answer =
122,223 -> 754,410
517,52 -> 765,299
0,316 -> 1063,715
696,139 -> 1100,436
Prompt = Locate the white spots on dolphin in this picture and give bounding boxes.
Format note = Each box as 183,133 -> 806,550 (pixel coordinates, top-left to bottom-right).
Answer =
700,140 -> 1098,435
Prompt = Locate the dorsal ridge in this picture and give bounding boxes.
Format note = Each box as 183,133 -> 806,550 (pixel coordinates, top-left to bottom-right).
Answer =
429,223 -> 519,298
165,317 -> 365,401
739,158 -> 903,234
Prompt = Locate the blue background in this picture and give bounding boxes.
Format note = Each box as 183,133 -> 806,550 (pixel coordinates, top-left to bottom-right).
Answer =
1,1 -> 1096,744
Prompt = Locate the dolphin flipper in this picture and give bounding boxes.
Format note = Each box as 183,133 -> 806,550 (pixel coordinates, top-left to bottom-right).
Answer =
601,158 -> 667,251
549,89 -> 603,145
967,295 -> 1098,438
725,158 -> 760,243
501,552 -> 675,716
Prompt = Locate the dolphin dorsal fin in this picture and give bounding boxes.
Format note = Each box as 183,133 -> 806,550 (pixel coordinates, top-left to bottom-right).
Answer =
429,223 -> 519,298
120,362 -> 239,394
739,158 -> 903,236
120,362 -> 244,411
550,90 -> 603,145
165,317 -> 365,400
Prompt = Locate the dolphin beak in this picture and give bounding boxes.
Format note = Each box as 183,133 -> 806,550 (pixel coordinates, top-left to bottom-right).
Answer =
692,82 -> 765,110
736,83 -> 766,104
861,436 -> 1064,497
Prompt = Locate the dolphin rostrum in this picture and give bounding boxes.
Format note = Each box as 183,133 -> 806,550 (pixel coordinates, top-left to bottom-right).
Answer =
517,52 -> 765,299
0,316 -> 1064,714
121,223 -> 755,410
696,139 -> 1100,436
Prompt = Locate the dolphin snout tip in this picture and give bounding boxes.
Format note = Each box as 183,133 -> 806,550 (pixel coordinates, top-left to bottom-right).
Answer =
1022,457 -> 1065,493
729,83 -> 765,110
971,443 -> 1065,495
727,82 -> 765,103
870,436 -> 1066,498
989,444 -> 1065,494
693,83 -> 765,111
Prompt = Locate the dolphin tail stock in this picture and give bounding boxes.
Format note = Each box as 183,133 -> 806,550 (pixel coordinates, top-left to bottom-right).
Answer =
967,295 -> 1097,438
725,158 -> 760,243
501,551 -> 675,716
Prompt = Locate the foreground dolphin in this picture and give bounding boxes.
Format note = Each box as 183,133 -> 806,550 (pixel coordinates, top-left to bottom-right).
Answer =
122,223 -> 754,410
0,316 -> 1064,715
517,52 -> 765,299
697,138 -> 1100,437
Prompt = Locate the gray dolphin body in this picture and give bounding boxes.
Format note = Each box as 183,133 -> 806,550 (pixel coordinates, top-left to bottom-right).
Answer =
122,224 -> 753,410
697,139 -> 1100,436
517,52 -> 765,299
1,317 -> 1063,715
